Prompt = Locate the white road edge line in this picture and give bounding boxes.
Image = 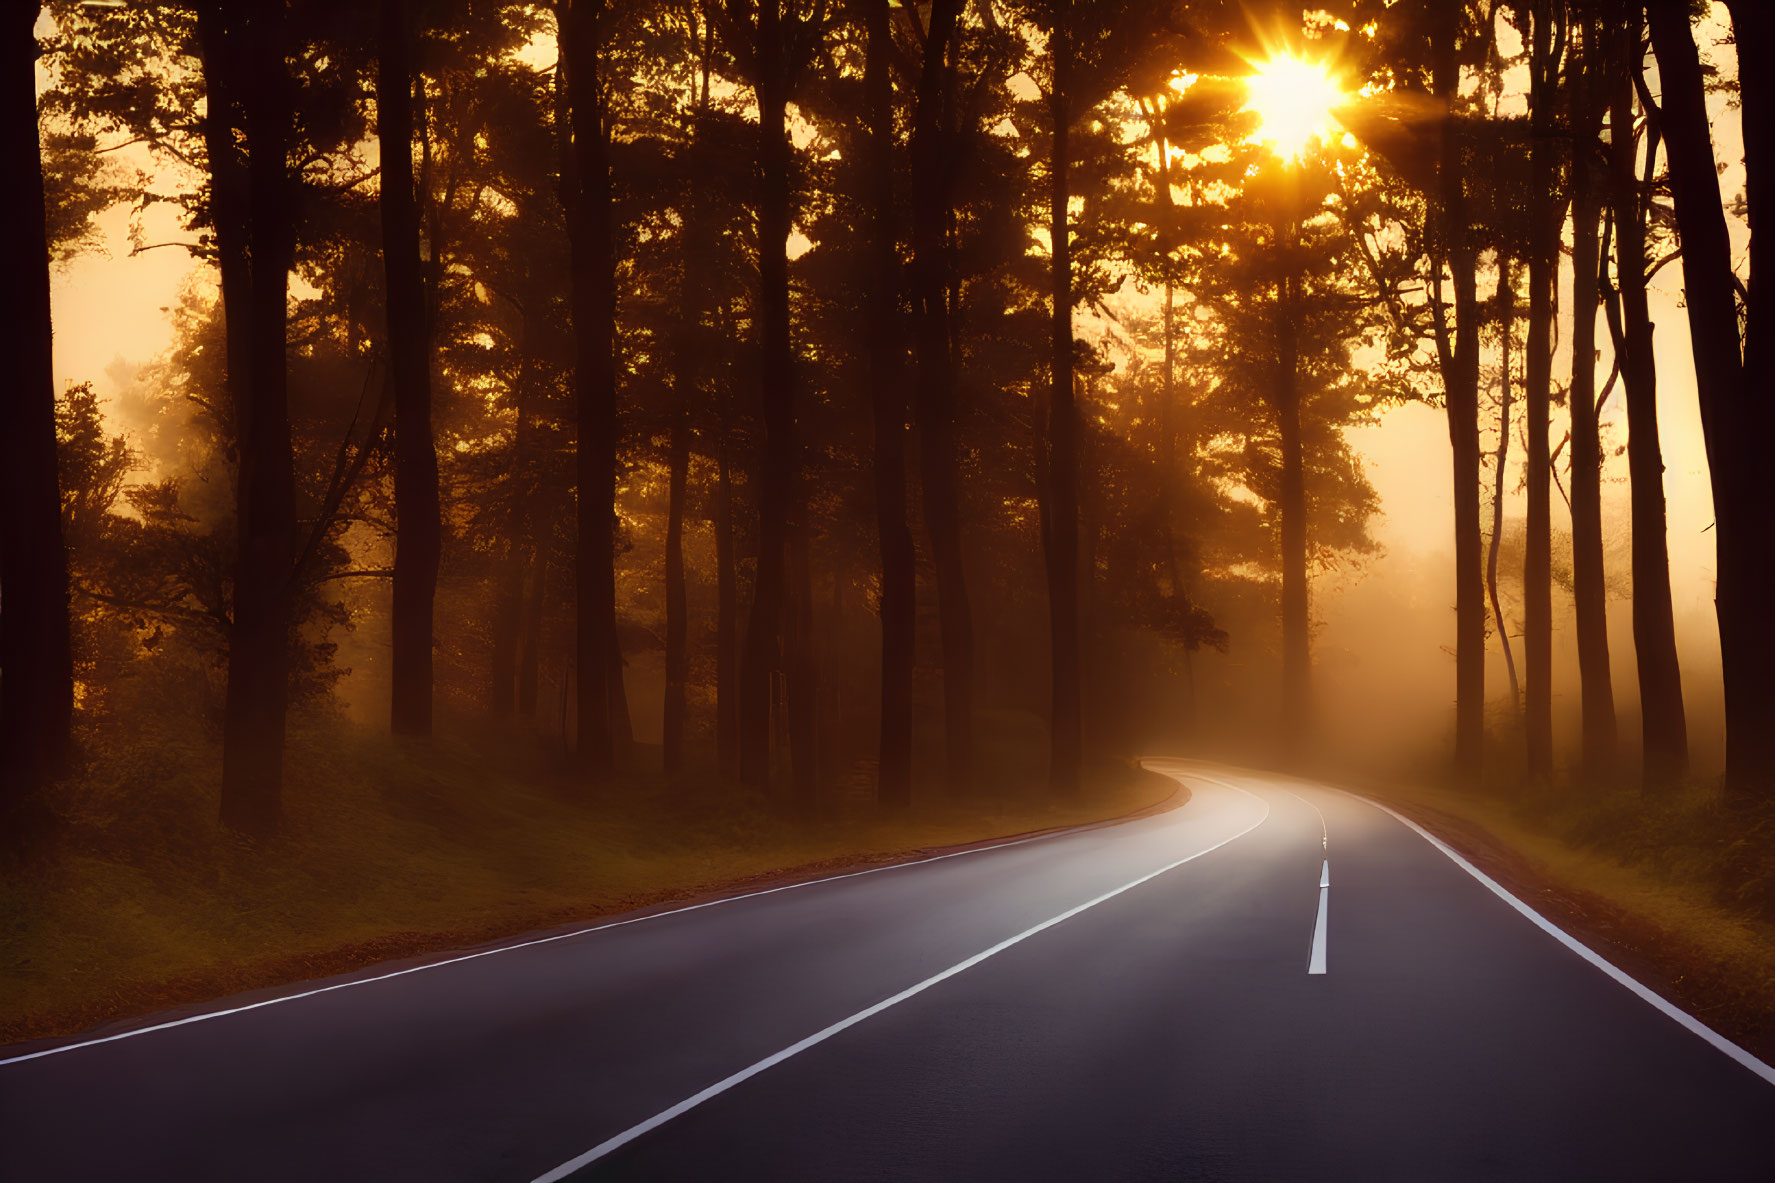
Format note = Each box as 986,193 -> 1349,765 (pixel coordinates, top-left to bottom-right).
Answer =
0,785 -> 1185,1070
1347,790 -> 1775,1088
529,776 -> 1270,1182
1281,787 -> 1329,852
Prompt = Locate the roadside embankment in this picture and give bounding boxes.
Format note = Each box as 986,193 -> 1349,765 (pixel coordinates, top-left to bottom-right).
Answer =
1,713 -> 1173,1045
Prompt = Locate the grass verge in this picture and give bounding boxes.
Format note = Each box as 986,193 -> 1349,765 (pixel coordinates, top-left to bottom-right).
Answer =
1,711 -> 1175,1046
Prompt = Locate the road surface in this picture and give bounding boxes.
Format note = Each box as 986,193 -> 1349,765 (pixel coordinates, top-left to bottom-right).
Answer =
3,760 -> 1772,1181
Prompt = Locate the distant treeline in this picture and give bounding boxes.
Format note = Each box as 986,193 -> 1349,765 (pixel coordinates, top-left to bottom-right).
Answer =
2,0 -> 1769,838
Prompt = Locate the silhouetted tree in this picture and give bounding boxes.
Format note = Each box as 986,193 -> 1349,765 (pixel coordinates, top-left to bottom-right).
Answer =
218,1 -> 300,835
658,2 -> 721,777
0,4 -> 75,809
862,0 -> 914,810
733,0 -> 825,803
1488,255 -> 1521,713
1652,0 -> 1768,800
1041,0 -> 1084,795
1567,4 -> 1616,781
1603,16 -> 1687,785
1518,0 -> 1564,782
562,0 -> 624,776
1435,5 -> 1488,784
379,0 -> 443,737
909,0 -> 973,793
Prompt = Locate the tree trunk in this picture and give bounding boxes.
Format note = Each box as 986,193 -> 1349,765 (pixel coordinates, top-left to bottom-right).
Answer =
1434,16 -> 1485,783
1151,110 -> 1194,702
517,509 -> 550,718
379,0 -> 441,738
739,0 -> 797,791
220,1 -> 297,836
1044,3 -> 1082,797
0,4 -> 74,805
608,628 -> 632,752
662,422 -> 689,775
1568,15 -> 1617,782
1725,0 -> 1775,800
1277,234 -> 1309,759
488,365 -> 533,716
909,0 -> 973,792
489,524 -> 528,716
662,218 -> 697,776
1661,0 -> 1772,800
1488,256 -> 1521,711
863,0 -> 914,812
663,15 -> 718,777
1522,1 -> 1558,781
195,0 -> 253,452
1449,274 -> 1485,783
1162,274 -> 1185,614
787,532 -> 817,809
1154,115 -> 1199,725
1607,57 -> 1688,786
562,0 -> 620,777
715,443 -> 739,777
1079,420 -> 1100,750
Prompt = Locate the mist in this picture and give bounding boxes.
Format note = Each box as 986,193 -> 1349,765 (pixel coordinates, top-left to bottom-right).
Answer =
8,5 -> 1775,1174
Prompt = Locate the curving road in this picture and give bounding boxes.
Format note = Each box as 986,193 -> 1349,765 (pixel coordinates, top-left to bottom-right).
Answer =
3,760 -> 1772,1181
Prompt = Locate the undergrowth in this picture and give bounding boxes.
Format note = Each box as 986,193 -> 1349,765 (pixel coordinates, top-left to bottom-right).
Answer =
1507,780 -> 1775,923
1,704 -> 1169,1043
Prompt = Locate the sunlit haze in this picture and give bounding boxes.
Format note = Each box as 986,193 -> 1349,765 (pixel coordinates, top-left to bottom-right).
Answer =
8,4 -> 1775,1178
1242,53 -> 1344,160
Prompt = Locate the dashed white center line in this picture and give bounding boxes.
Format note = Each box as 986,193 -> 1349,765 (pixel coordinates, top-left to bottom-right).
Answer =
1284,789 -> 1331,975
528,778 -> 1271,1181
1309,865 -> 1330,975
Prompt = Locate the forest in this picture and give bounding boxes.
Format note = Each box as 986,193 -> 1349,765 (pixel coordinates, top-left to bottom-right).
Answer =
5,0 -> 1775,1042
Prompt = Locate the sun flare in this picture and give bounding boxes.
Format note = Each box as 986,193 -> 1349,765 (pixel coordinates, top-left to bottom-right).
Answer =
1243,54 -> 1345,161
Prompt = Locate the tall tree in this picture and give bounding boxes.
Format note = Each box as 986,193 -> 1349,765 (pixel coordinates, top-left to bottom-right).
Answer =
661,257 -> 690,774
662,5 -> 717,777
379,0 -> 443,737
1723,0 -> 1775,801
1603,23 -> 1687,785
1487,255 -> 1522,713
1567,6 -> 1616,781
907,0 -> 973,793
737,0 -> 802,792
715,438 -> 739,776
863,0 -> 915,810
219,0 -> 299,834
1272,176 -> 1310,757
1519,0 -> 1562,781
1434,4 -> 1487,783
562,0 -> 622,776
1210,122 -> 1381,765
1652,0 -> 1770,800
1338,0 -> 1496,781
0,2 -> 75,805
1044,0 -> 1083,795
488,359 -> 537,718
1142,92 -> 1199,717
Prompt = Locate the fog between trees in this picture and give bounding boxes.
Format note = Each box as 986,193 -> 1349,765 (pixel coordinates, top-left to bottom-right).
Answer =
4,0 -> 1767,838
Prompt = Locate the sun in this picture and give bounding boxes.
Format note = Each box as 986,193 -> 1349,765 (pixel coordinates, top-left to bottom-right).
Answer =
1243,54 -> 1345,161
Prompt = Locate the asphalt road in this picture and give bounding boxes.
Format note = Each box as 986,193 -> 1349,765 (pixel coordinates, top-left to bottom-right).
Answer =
4,760 -> 1773,1181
